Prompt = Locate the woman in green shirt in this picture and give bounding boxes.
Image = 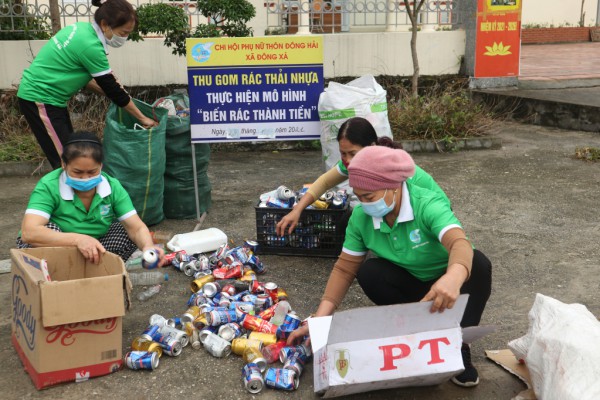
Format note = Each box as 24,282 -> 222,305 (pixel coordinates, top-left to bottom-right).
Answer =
276,117 -> 450,236
17,131 -> 163,265
287,145 -> 492,388
17,0 -> 156,169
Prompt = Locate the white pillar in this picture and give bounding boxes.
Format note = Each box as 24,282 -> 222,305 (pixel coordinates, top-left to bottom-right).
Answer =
385,0 -> 399,32
297,0 -> 312,34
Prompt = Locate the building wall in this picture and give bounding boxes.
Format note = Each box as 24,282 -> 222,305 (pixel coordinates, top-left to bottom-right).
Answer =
522,0 -> 598,27
0,31 -> 465,90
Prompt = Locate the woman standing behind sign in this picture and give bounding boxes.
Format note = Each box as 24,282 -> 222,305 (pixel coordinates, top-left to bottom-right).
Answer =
17,0 -> 157,169
287,146 -> 492,388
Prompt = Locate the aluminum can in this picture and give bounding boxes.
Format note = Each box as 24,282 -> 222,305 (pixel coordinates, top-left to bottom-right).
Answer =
264,282 -> 278,303
218,322 -> 243,342
140,324 -> 160,341
149,314 -> 174,328
193,270 -> 212,280
206,310 -> 238,326
157,324 -> 189,347
152,332 -> 183,356
176,252 -> 192,263
202,280 -> 224,298
248,331 -> 277,347
242,363 -> 264,394
232,337 -> 263,356
230,301 -> 255,314
191,274 -> 215,293
131,337 -> 163,358
193,314 -> 208,330
164,250 -> 185,264
256,294 -> 272,309
188,292 -> 211,307
231,290 -> 251,302
125,351 -> 159,370
181,305 -> 201,324
240,314 -> 277,334
242,294 -> 258,305
283,350 -> 308,377
245,254 -> 266,274
203,332 -> 232,358
240,268 -> 257,282
182,261 -> 197,276
279,344 -> 310,363
281,313 -> 301,331
264,368 -> 299,391
218,295 -> 232,308
213,263 -> 243,280
141,249 -> 160,270
222,284 -> 237,296
243,240 -> 260,253
199,326 -> 218,343
261,341 -> 288,364
243,346 -> 267,372
258,303 -> 278,321
249,280 -> 264,294
196,254 -> 211,271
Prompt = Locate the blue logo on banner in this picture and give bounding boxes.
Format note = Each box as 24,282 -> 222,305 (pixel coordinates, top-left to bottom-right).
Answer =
192,42 -> 214,63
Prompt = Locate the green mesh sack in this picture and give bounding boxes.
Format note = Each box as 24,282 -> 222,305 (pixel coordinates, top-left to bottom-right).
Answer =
155,94 -> 212,219
102,99 -> 168,226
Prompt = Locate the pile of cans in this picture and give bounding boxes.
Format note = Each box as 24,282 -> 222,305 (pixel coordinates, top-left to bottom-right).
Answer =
126,240 -> 311,393
259,185 -> 348,210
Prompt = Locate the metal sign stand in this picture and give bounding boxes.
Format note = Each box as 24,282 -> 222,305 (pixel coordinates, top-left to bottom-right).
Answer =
191,142 -> 207,231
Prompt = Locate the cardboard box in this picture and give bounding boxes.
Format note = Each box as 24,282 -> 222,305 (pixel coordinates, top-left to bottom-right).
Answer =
309,295 -> 469,398
11,247 -> 131,390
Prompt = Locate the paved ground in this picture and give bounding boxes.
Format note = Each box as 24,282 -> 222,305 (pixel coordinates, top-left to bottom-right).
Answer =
520,42 -> 600,82
2,121 -> 600,399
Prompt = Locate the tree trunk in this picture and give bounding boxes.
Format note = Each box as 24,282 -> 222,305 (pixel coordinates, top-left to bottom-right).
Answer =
49,0 -> 61,34
403,0 -> 426,98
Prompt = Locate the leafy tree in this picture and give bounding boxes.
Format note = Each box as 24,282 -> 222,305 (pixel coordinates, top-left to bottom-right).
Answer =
132,0 -> 256,56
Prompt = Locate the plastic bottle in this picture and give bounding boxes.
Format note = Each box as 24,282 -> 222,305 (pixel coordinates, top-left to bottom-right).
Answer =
125,256 -> 143,271
129,271 -> 169,286
270,300 -> 291,326
137,284 -> 162,301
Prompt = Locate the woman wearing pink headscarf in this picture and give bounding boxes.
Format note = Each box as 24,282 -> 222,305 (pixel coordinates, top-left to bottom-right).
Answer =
287,145 -> 492,388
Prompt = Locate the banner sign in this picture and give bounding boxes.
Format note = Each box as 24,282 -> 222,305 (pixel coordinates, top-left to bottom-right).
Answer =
186,36 -> 324,143
474,0 -> 522,78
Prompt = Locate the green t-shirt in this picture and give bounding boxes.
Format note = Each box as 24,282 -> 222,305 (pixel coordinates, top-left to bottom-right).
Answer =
25,168 -> 136,239
342,180 -> 462,281
336,160 -> 451,205
18,22 -> 110,107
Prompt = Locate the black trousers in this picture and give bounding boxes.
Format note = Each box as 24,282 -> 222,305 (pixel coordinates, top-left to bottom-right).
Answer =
19,98 -> 73,169
356,250 -> 492,327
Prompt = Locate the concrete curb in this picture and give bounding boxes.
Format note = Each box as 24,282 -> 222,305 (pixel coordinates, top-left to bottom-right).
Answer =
0,137 -> 502,177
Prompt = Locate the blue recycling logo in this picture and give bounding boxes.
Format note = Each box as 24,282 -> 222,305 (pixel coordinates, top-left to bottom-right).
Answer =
409,229 -> 421,244
191,42 -> 214,63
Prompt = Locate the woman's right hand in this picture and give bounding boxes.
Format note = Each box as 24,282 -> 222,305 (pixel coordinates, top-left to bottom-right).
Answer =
76,234 -> 106,264
286,324 -> 309,346
139,115 -> 158,129
276,210 -> 301,236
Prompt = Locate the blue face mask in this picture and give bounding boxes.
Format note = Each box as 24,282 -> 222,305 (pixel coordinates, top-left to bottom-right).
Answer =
65,173 -> 102,192
360,189 -> 396,218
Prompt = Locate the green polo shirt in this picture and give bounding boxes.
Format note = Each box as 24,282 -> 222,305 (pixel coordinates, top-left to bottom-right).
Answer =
336,160 -> 450,205
25,168 -> 137,239
342,181 -> 463,281
18,22 -> 111,107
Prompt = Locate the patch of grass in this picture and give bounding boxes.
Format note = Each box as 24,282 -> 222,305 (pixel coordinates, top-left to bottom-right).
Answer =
575,146 -> 600,162
387,80 -> 495,145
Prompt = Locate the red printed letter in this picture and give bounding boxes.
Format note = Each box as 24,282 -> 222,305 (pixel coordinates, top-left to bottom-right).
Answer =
378,343 -> 411,371
418,337 -> 450,365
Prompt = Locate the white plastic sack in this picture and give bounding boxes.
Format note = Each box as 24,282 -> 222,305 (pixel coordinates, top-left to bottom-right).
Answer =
508,293 -> 600,400
318,75 -> 392,174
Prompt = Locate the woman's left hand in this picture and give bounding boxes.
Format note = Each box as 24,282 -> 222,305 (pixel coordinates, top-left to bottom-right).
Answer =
420,265 -> 466,313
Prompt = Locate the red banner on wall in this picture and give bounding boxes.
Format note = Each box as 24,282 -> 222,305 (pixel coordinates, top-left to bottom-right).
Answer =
474,0 -> 522,78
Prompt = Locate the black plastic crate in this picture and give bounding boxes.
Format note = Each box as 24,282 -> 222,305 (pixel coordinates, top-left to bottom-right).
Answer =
255,203 -> 349,257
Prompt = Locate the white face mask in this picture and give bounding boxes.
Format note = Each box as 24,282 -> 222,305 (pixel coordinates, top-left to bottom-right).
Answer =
106,28 -> 127,48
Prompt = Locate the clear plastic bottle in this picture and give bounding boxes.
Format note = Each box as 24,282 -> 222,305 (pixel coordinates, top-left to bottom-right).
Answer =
129,271 -> 169,286
125,256 -> 143,271
137,284 -> 162,301
270,300 -> 291,326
